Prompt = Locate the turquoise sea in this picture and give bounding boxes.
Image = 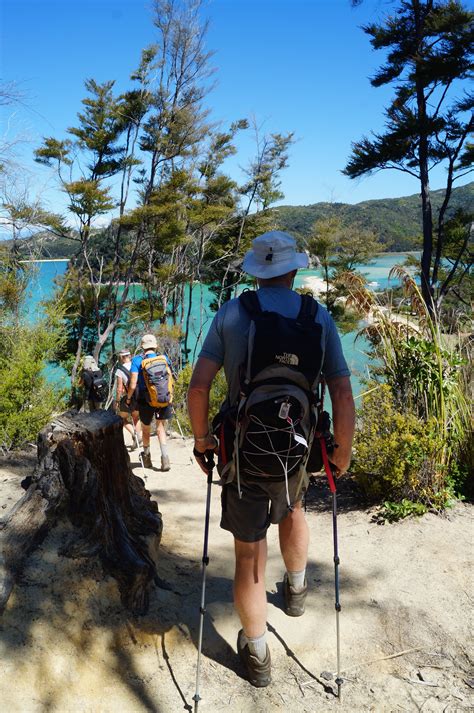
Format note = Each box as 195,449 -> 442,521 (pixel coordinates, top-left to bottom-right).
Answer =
26,253 -> 419,399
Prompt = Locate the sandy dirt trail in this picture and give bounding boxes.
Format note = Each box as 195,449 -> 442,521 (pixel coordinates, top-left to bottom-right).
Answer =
0,431 -> 472,712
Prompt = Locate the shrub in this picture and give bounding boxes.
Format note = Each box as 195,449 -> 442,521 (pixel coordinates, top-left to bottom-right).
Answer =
0,323 -> 66,451
343,268 -> 471,515
173,363 -> 228,436
0,252 -> 66,451
353,383 -> 453,509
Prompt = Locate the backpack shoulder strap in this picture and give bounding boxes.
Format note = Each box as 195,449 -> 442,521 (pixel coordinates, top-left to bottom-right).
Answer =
297,293 -> 318,323
238,290 -> 262,317
116,364 -> 129,379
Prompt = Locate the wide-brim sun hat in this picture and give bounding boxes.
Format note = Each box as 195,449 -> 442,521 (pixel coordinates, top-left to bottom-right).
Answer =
141,334 -> 157,350
242,231 -> 308,279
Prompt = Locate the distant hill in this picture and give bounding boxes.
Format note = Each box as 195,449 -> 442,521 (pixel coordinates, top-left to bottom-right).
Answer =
2,182 -> 473,257
272,182 -> 474,251
1,232 -> 79,259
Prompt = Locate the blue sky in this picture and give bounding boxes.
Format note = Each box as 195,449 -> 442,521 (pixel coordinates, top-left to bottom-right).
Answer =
1,0 -> 472,218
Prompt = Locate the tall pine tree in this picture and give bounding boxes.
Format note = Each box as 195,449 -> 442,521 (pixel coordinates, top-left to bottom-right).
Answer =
345,0 -> 473,314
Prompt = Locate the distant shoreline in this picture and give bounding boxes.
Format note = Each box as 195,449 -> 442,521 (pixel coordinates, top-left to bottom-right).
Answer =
20,258 -> 70,263
21,250 -> 420,264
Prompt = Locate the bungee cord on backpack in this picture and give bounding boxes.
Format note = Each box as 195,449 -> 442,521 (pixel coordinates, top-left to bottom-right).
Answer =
240,413 -> 307,509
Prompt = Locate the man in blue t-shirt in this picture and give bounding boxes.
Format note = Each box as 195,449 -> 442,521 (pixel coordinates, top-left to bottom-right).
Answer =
187,231 -> 355,687
126,333 -> 172,471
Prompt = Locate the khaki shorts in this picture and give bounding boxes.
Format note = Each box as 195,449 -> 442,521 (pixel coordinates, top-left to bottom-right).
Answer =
220,476 -> 306,543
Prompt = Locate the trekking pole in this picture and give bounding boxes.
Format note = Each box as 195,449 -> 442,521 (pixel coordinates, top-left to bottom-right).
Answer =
320,437 -> 343,701
138,456 -> 148,482
173,412 -> 187,442
173,411 -> 194,465
192,447 -> 215,713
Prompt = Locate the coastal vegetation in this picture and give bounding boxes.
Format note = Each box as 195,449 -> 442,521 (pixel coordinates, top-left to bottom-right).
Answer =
0,250 -> 65,451
339,0 -> 473,516
277,181 -> 473,252
344,268 -> 472,516
344,0 -> 473,316
27,0 -> 293,388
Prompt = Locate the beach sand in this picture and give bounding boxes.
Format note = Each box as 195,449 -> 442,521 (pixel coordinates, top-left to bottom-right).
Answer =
301,275 -> 328,297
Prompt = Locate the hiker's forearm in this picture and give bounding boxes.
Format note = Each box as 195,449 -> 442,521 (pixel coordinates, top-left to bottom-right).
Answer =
328,376 -> 355,472
188,387 -> 210,438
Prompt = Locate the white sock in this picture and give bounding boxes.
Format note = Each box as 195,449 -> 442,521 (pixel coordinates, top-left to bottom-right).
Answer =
160,443 -> 169,457
143,446 -> 150,455
287,568 -> 306,591
241,630 -> 267,661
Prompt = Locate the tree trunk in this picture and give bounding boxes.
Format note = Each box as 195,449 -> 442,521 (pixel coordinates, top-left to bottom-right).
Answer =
414,0 -> 435,314
0,410 -> 162,615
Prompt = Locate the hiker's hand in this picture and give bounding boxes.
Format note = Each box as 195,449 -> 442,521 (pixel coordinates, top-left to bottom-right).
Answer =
193,434 -> 218,474
329,463 -> 344,478
193,433 -> 217,454
328,455 -> 349,478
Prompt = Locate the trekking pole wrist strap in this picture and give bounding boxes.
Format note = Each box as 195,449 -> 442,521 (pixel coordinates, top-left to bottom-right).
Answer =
194,430 -> 211,442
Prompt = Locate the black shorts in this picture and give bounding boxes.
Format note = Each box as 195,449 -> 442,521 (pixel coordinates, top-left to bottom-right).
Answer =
220,476 -> 306,543
137,400 -> 173,426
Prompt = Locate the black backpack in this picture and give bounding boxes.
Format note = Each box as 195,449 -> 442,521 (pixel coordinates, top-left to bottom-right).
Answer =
90,370 -> 107,401
215,291 -> 325,496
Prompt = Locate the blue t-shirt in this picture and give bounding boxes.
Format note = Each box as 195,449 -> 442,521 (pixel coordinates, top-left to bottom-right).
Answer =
199,286 -> 350,405
130,352 -> 171,397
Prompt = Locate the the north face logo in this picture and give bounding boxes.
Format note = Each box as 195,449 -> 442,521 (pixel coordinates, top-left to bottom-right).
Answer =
275,352 -> 299,366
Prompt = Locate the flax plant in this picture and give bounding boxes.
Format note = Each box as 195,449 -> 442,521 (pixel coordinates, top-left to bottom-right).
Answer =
341,268 -> 471,506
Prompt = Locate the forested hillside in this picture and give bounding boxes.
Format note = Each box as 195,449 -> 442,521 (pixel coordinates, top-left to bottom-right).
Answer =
6,181 -> 472,258
273,181 -> 474,251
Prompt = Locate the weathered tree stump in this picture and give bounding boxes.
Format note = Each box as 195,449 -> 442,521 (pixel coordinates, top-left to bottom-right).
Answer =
0,410 -> 162,615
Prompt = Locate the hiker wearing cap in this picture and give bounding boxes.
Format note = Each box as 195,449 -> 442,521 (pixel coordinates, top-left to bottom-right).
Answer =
126,334 -> 173,472
115,349 -> 142,449
188,231 -> 355,687
80,355 -> 106,412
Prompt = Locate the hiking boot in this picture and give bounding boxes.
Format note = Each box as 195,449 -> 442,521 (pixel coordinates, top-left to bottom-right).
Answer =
161,455 -> 171,472
141,451 -> 153,469
237,629 -> 271,687
283,573 -> 307,617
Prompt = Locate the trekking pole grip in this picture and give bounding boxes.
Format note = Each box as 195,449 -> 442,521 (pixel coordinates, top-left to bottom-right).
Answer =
320,437 -> 337,493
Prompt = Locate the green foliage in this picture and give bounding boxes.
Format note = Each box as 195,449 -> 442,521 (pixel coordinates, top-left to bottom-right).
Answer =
353,384 -> 444,504
0,326 -> 66,451
305,216 -> 382,328
347,267 -> 471,514
173,363 -> 227,435
0,249 -> 66,451
273,183 -> 473,252
378,499 -> 429,523
383,334 -> 465,421
344,0 -> 473,311
10,182 -> 472,259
